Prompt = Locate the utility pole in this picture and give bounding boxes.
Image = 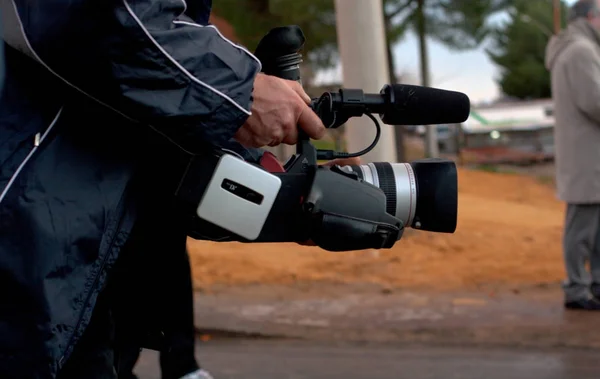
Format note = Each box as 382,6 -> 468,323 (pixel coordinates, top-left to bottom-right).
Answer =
553,0 -> 561,35
334,0 -> 398,164
416,0 -> 438,158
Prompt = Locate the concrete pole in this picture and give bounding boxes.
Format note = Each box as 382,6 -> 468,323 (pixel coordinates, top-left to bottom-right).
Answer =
334,0 -> 398,163
416,0 -> 438,159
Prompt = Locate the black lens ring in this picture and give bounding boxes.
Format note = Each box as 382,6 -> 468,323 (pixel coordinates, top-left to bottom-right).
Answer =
373,162 -> 397,217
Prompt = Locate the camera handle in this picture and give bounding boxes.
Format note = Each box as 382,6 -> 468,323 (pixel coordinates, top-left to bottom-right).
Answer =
254,25 -> 317,174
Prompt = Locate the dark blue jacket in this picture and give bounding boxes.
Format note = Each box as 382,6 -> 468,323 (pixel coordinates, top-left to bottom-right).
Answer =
0,0 -> 261,377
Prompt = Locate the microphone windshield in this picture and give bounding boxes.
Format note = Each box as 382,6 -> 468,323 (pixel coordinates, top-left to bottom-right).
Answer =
380,84 -> 471,126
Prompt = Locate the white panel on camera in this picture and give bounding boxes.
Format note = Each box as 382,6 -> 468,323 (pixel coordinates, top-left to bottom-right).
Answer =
196,154 -> 282,241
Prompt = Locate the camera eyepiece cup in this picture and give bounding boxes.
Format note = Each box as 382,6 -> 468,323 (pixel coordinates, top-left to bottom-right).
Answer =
346,159 -> 457,233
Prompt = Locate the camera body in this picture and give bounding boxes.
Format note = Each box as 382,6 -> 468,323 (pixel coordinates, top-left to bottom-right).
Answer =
176,136 -> 413,251
175,25 -> 468,252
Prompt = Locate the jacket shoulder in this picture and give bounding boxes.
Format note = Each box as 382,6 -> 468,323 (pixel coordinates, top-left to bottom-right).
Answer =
568,38 -> 600,58
554,38 -> 599,71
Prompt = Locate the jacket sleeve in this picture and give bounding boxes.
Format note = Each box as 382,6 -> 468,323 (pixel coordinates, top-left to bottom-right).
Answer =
566,43 -> 600,124
0,0 -> 262,149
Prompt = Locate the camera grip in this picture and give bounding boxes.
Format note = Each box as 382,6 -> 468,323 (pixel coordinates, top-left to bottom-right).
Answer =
311,213 -> 401,252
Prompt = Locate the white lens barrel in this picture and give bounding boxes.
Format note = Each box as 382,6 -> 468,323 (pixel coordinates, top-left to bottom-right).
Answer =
348,162 -> 417,227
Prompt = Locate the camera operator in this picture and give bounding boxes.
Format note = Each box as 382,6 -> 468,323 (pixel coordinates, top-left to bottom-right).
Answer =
0,1 -> 326,378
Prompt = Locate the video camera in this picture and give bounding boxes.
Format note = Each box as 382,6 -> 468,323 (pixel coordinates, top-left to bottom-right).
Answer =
175,26 -> 470,252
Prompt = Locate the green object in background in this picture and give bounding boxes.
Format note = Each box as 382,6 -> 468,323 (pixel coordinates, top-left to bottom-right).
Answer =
469,110 -> 490,125
311,139 -> 337,151
469,110 -> 539,128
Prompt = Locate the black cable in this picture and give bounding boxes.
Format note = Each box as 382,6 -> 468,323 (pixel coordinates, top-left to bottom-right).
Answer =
317,113 -> 381,160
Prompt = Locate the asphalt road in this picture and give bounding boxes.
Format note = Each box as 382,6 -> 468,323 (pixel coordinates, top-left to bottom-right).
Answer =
134,340 -> 599,379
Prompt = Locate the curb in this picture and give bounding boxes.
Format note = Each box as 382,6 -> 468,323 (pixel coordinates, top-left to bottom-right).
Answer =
194,327 -> 290,340
193,286 -> 600,349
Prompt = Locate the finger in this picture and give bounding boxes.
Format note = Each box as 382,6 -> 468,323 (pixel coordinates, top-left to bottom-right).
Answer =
282,127 -> 299,145
298,239 -> 317,247
236,127 -> 270,148
267,129 -> 284,147
288,81 -> 312,104
251,135 -> 272,148
335,157 -> 362,166
297,105 -> 326,140
233,127 -> 254,148
322,157 -> 362,167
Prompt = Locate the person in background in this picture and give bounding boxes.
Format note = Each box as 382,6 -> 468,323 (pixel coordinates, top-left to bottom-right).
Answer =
545,0 -> 600,310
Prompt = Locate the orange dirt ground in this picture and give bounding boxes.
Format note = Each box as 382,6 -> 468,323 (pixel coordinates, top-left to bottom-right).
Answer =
188,168 -> 566,292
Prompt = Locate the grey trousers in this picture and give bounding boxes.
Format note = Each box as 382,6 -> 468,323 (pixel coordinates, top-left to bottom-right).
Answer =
563,203 -> 600,301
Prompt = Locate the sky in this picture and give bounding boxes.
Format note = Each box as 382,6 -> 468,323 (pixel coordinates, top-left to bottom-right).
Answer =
315,0 -> 578,105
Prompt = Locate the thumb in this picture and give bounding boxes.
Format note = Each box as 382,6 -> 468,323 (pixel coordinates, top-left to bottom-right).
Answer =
288,81 -> 312,104
297,105 -> 326,140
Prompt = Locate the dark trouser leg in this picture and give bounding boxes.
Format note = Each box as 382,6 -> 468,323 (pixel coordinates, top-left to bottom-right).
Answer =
55,291 -> 117,379
110,218 -> 148,379
563,203 -> 600,302
590,206 -> 600,293
158,247 -> 199,379
114,346 -> 141,379
111,202 -> 199,379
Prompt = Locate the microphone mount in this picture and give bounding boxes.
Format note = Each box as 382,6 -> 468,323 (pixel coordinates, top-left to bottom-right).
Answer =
311,89 -> 384,161
312,89 -> 371,129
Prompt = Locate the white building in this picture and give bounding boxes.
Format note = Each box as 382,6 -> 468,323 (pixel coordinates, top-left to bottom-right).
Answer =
464,98 -> 554,134
459,98 -> 555,163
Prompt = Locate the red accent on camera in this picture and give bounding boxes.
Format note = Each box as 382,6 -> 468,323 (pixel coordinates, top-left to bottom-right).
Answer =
260,151 -> 285,173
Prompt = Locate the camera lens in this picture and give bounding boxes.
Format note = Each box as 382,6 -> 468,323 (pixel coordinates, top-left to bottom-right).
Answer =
346,159 -> 457,233
347,163 -> 417,229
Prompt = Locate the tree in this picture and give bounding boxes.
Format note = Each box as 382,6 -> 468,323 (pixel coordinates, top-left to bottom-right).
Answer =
486,0 -> 569,99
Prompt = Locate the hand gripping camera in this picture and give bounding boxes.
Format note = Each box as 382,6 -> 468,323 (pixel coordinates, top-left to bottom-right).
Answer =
175,26 -> 470,252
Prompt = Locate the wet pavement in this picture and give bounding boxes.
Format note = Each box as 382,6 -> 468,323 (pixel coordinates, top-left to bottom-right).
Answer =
194,284 -> 600,348
134,340 -> 600,379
